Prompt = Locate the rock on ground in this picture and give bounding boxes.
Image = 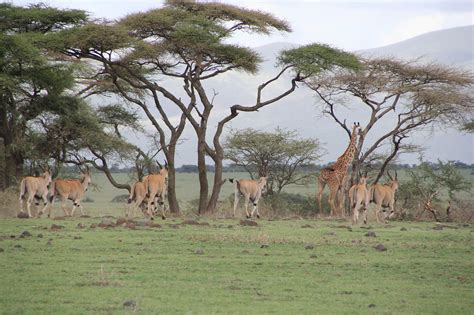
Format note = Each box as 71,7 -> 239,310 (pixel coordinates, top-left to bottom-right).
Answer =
374,244 -> 387,252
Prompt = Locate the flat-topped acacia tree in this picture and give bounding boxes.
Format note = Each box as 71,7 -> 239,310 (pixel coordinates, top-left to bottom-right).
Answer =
56,0 -> 359,213
0,3 -> 87,189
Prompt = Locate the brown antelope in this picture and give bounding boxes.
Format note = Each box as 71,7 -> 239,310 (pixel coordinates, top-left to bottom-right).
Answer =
368,170 -> 399,223
144,162 -> 168,220
126,177 -> 157,218
230,176 -> 267,219
46,166 -> 92,217
19,165 -> 52,218
348,172 -> 370,225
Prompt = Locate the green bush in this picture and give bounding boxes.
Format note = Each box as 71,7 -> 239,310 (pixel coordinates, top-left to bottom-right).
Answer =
82,196 -> 94,203
111,194 -> 129,203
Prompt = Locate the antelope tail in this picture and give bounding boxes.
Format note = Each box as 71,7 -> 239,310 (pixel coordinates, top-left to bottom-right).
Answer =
19,179 -> 26,200
349,187 -> 356,209
369,186 -> 375,204
229,178 -> 234,183
128,182 -> 136,203
48,181 -> 56,203
144,177 -> 151,198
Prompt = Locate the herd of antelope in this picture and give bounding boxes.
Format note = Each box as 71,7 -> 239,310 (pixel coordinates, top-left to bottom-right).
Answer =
18,126 -> 400,224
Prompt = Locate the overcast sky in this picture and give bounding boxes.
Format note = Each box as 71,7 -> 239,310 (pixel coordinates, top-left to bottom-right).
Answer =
11,0 -> 473,51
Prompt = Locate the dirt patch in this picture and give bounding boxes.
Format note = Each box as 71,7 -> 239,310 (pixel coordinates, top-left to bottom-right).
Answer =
98,218 -> 115,228
332,224 -> 352,231
123,300 -> 136,308
50,224 -> 64,230
240,220 -> 258,227
301,224 -> 313,228
181,219 -> 210,226
77,223 -> 86,229
181,219 -> 201,225
115,217 -> 128,226
17,212 -> 29,219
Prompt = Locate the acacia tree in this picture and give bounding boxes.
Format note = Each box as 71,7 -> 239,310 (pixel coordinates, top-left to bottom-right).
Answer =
224,128 -> 322,194
36,101 -> 137,190
0,3 -> 86,189
306,58 -> 474,186
55,1 -> 359,213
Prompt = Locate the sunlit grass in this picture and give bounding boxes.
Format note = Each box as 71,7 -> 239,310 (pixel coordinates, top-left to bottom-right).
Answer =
0,218 -> 472,314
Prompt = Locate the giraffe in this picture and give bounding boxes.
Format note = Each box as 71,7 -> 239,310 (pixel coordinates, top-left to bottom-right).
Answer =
317,122 -> 361,217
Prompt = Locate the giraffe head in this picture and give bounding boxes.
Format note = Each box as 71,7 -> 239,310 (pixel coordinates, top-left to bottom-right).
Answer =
351,122 -> 361,138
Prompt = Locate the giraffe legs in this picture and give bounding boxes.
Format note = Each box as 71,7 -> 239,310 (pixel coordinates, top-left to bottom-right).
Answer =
316,176 -> 326,213
327,181 -> 340,217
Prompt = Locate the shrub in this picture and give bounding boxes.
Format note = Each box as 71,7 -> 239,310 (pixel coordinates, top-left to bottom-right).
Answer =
82,196 -> 94,203
111,194 -> 129,203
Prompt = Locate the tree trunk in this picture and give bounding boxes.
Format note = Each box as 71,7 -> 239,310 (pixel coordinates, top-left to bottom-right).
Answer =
207,153 -> 225,213
4,145 -> 23,188
197,133 -> 209,214
0,138 -> 5,191
165,145 -> 180,214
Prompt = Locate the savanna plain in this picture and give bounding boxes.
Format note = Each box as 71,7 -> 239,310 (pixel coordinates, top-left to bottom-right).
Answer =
0,172 -> 473,314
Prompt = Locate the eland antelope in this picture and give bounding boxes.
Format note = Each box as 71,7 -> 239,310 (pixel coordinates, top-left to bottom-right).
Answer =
230,176 -> 267,219
47,166 -> 92,217
348,173 -> 370,225
369,170 -> 399,223
144,162 -> 168,220
19,166 -> 52,218
126,177 -> 157,218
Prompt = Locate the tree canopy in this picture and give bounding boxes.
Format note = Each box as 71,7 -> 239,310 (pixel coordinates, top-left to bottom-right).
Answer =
0,3 -> 87,189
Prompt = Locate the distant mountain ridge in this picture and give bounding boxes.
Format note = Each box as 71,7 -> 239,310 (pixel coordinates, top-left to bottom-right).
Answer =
360,25 -> 473,66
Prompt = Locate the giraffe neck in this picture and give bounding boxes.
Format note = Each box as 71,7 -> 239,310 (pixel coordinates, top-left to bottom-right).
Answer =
334,129 -> 358,170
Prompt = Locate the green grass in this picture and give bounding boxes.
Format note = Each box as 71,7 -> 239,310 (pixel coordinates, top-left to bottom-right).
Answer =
0,218 -> 473,314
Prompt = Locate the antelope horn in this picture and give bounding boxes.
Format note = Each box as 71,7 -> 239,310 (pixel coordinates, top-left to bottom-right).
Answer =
387,170 -> 394,181
156,159 -> 163,169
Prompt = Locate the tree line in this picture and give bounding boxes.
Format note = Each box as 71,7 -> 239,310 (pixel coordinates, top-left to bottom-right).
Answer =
1,2 -> 472,215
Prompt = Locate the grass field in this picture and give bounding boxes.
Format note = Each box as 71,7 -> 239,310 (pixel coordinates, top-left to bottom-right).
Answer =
0,217 -> 473,314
